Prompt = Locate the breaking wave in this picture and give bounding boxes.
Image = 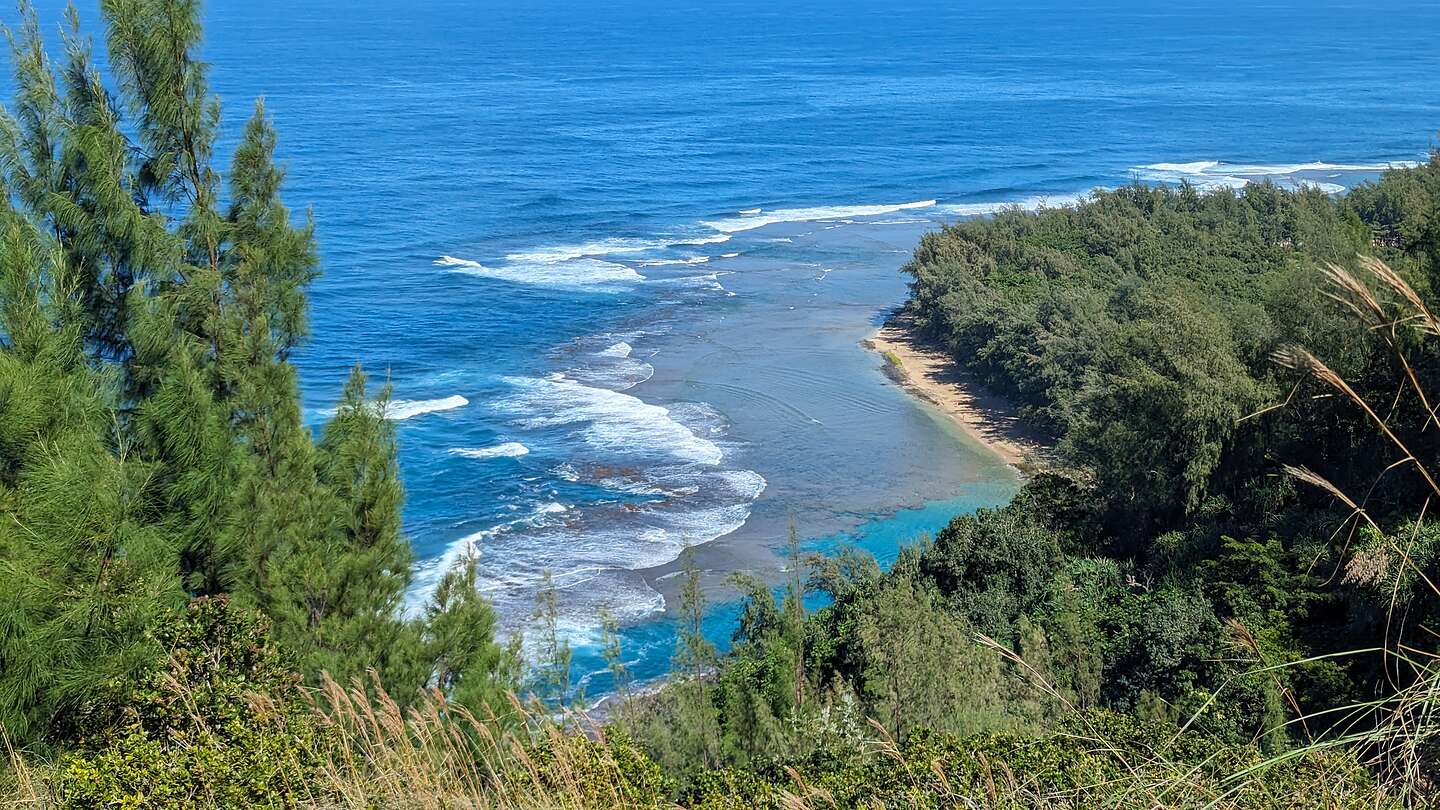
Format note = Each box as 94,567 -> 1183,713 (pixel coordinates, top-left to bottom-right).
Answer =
502,232 -> 732,265
449,442 -> 531,460
436,255 -> 644,287
498,374 -> 724,465
702,199 -> 938,233
938,192 -> 1092,217
1134,159 -> 1417,193
385,395 -> 470,421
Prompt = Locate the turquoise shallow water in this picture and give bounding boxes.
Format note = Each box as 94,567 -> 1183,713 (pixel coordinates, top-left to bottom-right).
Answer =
12,0 -> 1440,688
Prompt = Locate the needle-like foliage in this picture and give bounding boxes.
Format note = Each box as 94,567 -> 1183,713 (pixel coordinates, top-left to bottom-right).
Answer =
0,0 -> 516,751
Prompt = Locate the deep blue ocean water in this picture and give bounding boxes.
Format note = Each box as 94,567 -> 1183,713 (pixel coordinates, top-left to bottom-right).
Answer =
15,0 -> 1440,692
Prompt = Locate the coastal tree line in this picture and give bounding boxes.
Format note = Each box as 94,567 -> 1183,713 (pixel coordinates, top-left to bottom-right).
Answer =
1,0 -> 1438,806
603,153 -> 1440,804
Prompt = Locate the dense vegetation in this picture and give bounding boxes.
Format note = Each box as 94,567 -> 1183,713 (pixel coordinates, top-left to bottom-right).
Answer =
0,0 -> 516,780
2,2 -> 1438,807
607,159 -> 1440,803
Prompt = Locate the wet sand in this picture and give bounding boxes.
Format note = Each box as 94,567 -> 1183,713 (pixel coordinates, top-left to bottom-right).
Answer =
864,316 -> 1051,470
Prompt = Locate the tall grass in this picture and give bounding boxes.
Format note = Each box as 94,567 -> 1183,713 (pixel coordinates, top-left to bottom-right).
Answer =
1257,256 -> 1440,804
0,669 -> 1404,808
306,672 -> 682,809
2,674 -> 664,809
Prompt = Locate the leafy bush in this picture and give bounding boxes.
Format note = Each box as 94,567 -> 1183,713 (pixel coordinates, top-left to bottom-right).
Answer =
685,711 -> 1386,809
52,597 -> 331,808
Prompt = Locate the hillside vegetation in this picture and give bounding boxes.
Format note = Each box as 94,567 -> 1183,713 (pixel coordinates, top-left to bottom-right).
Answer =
2,2 -> 1438,807
607,159 -> 1440,806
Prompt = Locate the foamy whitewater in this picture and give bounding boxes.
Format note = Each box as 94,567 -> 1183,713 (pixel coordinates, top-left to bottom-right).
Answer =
310,395 -> 470,423
188,0 -> 1440,693
385,395 -> 470,421
435,255 -> 646,288
1134,160 -> 1421,194
450,443 -> 531,461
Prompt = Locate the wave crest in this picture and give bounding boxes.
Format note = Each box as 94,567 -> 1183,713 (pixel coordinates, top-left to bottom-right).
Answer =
449,442 -> 531,460
436,255 -> 644,287
385,395 -> 469,421
702,199 -> 937,233
499,374 -> 723,465
1135,159 -> 1418,192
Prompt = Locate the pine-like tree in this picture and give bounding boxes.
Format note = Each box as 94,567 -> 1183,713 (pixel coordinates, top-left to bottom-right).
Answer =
0,193 -> 183,743
0,0 -> 514,747
532,570 -> 573,707
599,608 -> 630,699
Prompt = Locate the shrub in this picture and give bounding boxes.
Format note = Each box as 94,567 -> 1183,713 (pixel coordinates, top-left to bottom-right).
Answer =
51,597 -> 331,808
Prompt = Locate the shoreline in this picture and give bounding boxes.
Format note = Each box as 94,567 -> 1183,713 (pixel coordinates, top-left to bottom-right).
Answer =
864,316 -> 1050,471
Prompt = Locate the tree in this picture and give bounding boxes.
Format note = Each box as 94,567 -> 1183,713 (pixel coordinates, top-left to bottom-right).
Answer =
0,210 -> 183,743
674,546 -> 716,683
423,555 -> 520,713
600,608 -> 630,699
0,0 -> 514,747
533,570 -> 573,708
781,518 -> 808,710
920,505 -> 1064,637
273,367 -> 409,680
854,578 -> 1009,741
670,546 -> 721,768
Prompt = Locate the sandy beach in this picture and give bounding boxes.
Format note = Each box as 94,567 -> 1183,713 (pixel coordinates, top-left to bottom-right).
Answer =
865,317 -> 1050,470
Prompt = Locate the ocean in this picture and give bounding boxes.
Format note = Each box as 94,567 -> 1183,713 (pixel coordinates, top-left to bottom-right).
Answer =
15,0 -> 1440,693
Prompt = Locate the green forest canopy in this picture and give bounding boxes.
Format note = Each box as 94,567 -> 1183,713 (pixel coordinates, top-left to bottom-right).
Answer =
1,0 -> 1438,805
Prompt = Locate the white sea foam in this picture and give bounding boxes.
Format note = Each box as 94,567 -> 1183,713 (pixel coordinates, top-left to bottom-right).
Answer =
413,401 -> 766,632
572,339 -> 654,391
436,255 -> 644,287
406,500 -> 572,609
417,462 -> 764,627
595,341 -> 633,358
702,199 -> 938,233
503,233 -> 732,265
666,401 -> 731,439
465,502 -> 570,545
475,499 -> 755,584
504,239 -> 659,264
674,233 -> 736,248
384,395 -> 469,421
499,375 -> 724,465
1135,159 -> 1419,192
723,469 -> 768,500
637,255 -> 711,267
570,357 -> 655,392
1151,159 -> 1418,176
412,465 -> 763,623
931,159 -> 1417,224
655,466 -> 767,501
449,442 -> 531,460
1142,160 -> 1225,175
648,272 -> 727,292
938,192 -> 1092,218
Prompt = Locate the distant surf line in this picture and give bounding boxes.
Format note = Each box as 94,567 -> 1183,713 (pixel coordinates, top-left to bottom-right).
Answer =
435,153 -> 1421,290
